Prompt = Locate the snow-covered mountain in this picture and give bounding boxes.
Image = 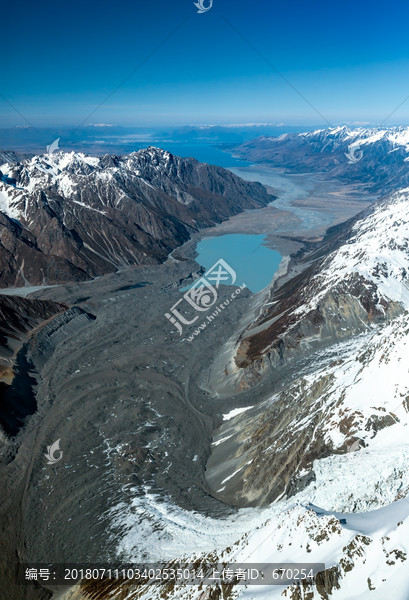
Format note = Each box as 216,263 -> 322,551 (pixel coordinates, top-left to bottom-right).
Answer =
232,125 -> 409,193
62,333 -> 409,599
0,148 -> 270,287
287,125 -> 409,155
3,135 -> 409,600
230,188 -> 409,389
57,153 -> 409,600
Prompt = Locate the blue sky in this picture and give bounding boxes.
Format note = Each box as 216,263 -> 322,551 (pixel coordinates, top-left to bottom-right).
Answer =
2,0 -> 409,127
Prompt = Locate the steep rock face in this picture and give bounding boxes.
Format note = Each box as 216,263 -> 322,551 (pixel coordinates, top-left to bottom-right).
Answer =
0,295 -> 67,437
208,314 -> 409,507
204,189 -> 409,508
0,150 -> 30,165
0,212 -> 88,287
0,148 -> 271,287
232,190 -> 409,388
0,304 -> 95,438
58,502 -> 409,600
0,294 -> 67,361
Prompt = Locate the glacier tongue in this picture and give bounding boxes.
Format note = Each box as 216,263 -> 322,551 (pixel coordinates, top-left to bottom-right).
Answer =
101,186 -> 409,600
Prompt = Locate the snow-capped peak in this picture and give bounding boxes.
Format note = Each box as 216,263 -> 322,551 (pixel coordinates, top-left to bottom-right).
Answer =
297,125 -> 409,152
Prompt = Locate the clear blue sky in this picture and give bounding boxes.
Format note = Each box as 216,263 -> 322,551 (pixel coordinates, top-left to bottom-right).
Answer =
2,0 -> 409,127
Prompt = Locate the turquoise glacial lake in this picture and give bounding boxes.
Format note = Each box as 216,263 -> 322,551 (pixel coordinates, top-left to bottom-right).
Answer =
194,234 -> 282,293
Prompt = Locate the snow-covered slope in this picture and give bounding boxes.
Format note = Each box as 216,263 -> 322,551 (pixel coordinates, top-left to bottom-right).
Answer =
58,183 -> 409,600
208,311 -> 409,505
296,188 -> 409,311
236,124 -> 409,158
232,187 -> 409,385
96,322 -> 409,599
232,125 -> 409,193
297,124 -> 409,154
63,478 -> 409,599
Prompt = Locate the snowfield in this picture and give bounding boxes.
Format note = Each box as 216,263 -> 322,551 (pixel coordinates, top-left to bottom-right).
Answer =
293,189 -> 409,315
98,190 -> 409,599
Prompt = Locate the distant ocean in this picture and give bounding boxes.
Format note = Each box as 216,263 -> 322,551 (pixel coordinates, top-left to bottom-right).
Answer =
127,141 -> 251,168
0,124 -> 316,166
0,128 -> 253,167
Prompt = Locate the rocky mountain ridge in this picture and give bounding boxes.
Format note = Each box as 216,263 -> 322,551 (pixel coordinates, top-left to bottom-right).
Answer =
56,178 -> 409,600
228,188 -> 409,389
3,136 -> 409,600
231,125 -> 409,193
0,148 -> 271,287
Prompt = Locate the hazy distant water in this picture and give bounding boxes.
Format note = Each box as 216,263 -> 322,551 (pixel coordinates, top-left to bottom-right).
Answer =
147,142 -> 251,168
194,234 -> 281,293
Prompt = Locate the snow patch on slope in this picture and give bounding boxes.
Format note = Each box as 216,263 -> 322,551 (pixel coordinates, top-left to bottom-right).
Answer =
294,189 -> 409,317
0,184 -> 21,219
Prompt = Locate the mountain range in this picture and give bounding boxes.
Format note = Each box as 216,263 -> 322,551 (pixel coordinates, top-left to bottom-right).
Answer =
77,133 -> 409,600
1,130 -> 409,600
231,125 -> 409,193
0,148 -> 270,287
55,171 -> 409,600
